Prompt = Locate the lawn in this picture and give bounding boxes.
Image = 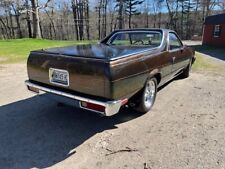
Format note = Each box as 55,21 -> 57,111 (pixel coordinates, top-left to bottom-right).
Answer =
192,52 -> 216,71
0,39 -> 223,74
0,39 -> 95,64
192,52 -> 225,73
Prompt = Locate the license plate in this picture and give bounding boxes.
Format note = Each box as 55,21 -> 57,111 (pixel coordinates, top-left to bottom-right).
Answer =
49,68 -> 69,86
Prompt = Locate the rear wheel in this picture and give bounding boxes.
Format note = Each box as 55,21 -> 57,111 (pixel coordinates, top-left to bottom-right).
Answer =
134,77 -> 157,113
181,60 -> 192,78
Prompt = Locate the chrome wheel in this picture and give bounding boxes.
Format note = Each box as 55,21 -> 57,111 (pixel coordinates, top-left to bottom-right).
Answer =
132,77 -> 157,114
144,79 -> 156,109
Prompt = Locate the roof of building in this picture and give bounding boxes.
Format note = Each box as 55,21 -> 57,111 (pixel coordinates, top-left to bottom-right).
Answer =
205,13 -> 225,25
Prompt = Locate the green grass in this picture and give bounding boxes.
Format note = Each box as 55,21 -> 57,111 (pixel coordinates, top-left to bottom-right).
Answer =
1,39 -> 224,74
0,38 -> 96,64
192,52 -> 221,71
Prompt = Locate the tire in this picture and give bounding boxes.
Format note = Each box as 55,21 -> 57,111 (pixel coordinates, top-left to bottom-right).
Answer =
181,59 -> 192,78
135,77 -> 157,114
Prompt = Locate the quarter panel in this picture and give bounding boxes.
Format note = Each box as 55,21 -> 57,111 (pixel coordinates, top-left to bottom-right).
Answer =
106,53 -> 149,99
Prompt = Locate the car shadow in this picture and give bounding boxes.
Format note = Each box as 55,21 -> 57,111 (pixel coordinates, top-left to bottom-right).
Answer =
0,75 -> 182,169
0,94 -> 142,169
190,45 -> 225,61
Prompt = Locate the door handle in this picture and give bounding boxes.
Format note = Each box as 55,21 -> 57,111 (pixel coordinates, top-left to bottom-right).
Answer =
172,57 -> 176,63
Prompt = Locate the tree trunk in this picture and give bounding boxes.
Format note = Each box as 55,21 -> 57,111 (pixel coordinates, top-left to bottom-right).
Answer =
4,11 -> 13,38
128,0 -> 132,29
97,0 -> 102,40
181,0 -> 184,39
102,0 -> 108,38
11,4 -> 23,38
0,18 -> 10,38
9,11 -> 15,38
85,0 -> 90,40
15,14 -> 23,38
72,0 -> 79,40
25,0 -> 32,38
78,2 -> 84,40
30,0 -> 42,38
158,12 -> 161,28
118,0 -> 124,29
45,9 -> 56,39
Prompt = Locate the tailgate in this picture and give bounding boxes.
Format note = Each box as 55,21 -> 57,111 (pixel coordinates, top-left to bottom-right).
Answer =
27,51 -> 107,98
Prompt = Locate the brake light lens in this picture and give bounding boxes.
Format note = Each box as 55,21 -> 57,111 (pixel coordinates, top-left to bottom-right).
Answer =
80,101 -> 105,112
121,98 -> 128,106
27,86 -> 39,93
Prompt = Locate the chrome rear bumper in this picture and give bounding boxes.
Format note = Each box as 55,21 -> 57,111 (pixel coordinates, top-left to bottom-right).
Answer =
25,80 -> 126,116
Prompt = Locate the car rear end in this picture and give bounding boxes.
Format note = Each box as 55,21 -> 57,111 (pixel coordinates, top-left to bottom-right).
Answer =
26,51 -> 127,116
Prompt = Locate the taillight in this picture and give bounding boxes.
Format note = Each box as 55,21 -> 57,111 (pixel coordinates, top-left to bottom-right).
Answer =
121,98 -> 128,106
80,101 -> 105,112
27,86 -> 39,93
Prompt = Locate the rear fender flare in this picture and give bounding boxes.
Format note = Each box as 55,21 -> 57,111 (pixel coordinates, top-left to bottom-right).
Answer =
148,69 -> 162,85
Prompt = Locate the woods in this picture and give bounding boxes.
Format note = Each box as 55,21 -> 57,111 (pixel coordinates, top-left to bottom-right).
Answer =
0,0 -> 224,40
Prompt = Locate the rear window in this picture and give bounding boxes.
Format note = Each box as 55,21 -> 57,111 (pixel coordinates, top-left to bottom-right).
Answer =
107,31 -> 162,47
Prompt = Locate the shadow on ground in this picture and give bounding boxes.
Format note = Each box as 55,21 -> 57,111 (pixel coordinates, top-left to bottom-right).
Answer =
0,77 -> 179,169
0,94 -> 143,169
191,45 -> 225,61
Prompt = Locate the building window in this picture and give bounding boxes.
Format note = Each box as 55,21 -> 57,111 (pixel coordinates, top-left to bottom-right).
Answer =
213,25 -> 221,37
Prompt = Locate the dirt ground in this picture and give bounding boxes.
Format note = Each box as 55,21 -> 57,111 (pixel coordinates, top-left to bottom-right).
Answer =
0,56 -> 225,169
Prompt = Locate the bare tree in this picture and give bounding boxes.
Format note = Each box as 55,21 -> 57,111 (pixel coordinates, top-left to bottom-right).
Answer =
30,0 -> 41,38
71,0 -> 89,40
30,0 -> 52,38
0,0 -> 223,40
115,0 -> 126,29
25,0 -> 32,38
11,1 -> 23,38
219,0 -> 225,11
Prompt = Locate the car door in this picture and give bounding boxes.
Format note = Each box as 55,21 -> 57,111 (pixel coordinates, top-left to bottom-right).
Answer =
168,32 -> 186,76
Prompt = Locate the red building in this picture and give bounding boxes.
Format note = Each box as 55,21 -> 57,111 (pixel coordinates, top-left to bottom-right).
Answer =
203,13 -> 225,48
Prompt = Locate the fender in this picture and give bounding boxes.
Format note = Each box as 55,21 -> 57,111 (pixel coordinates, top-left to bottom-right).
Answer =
148,68 -> 162,86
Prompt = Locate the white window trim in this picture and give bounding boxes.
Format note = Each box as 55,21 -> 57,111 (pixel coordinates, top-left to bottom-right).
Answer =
214,25 -> 221,38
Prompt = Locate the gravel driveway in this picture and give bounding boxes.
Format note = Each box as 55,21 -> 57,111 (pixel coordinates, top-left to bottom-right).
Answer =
0,60 -> 225,169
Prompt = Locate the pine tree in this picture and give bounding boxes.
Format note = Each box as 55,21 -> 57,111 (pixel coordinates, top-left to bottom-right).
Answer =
125,0 -> 144,28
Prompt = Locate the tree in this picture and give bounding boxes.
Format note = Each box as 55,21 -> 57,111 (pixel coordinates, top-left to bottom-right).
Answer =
125,0 -> 144,28
0,0 -> 222,40
30,0 -> 41,38
71,0 -> 89,40
115,0 -> 126,29
219,0 -> 225,11
165,0 -> 178,30
95,0 -> 108,39
11,0 -> 23,38
30,0 -> 52,38
25,0 -> 32,38
84,0 -> 90,40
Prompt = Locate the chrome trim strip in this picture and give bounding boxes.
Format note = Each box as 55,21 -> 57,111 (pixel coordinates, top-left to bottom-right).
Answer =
109,30 -> 166,61
25,80 -> 122,116
107,31 -> 162,45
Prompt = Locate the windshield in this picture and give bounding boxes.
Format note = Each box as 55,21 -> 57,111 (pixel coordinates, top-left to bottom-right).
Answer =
107,31 -> 162,47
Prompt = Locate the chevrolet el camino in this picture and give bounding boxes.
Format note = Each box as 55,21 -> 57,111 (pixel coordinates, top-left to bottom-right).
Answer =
25,28 -> 195,116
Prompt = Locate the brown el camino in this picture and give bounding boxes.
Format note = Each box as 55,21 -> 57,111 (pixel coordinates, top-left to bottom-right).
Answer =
25,28 -> 195,116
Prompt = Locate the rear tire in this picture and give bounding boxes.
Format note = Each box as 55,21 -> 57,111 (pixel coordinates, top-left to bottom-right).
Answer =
134,77 -> 157,114
181,60 -> 192,78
